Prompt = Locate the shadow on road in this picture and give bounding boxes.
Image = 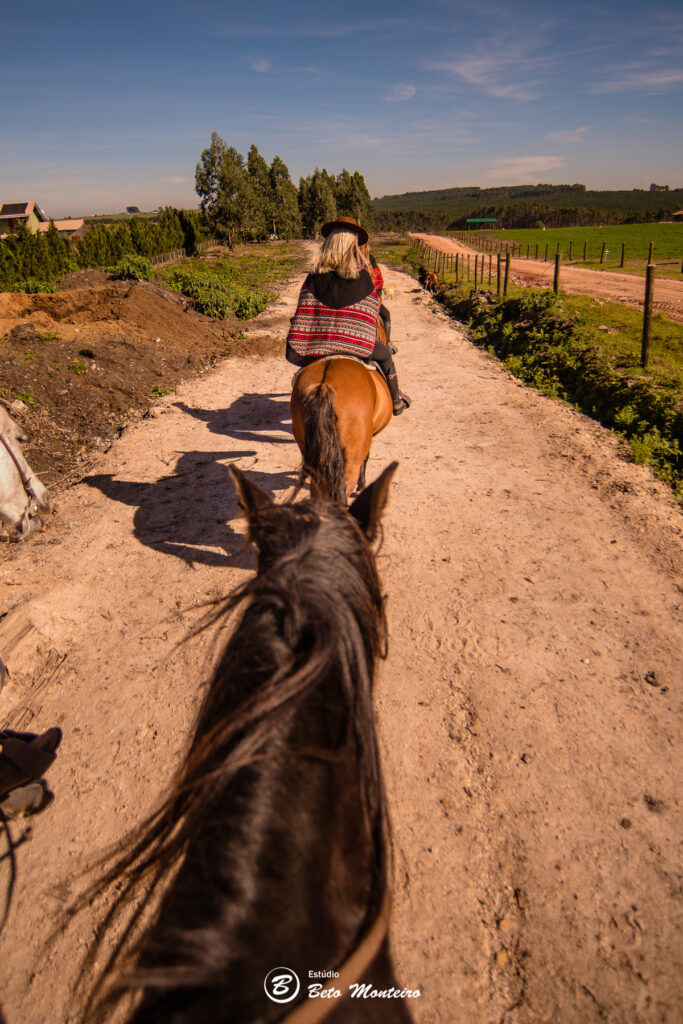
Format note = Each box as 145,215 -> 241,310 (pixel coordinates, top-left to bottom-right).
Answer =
83,450 -> 298,568
175,392 -> 294,446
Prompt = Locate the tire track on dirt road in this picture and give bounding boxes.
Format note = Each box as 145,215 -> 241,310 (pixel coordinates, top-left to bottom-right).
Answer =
0,262 -> 681,1023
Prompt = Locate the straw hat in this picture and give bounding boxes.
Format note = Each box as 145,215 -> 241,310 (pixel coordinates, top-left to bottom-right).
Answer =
320,215 -> 368,246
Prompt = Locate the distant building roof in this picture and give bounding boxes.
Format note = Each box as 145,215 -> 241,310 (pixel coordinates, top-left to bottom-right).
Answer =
36,219 -> 85,233
0,200 -> 49,222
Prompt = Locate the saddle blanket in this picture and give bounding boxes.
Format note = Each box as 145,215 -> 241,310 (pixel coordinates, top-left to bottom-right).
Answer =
291,355 -> 382,387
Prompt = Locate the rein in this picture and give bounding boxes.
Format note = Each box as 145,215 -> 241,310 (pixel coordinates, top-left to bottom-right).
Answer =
281,884 -> 392,1024
0,430 -> 41,504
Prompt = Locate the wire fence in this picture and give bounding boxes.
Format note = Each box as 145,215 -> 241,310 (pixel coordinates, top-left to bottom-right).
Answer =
148,237 -> 221,268
412,237 -> 660,369
448,232 -> 683,274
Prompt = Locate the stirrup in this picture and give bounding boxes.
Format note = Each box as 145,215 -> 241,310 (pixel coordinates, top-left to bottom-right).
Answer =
392,392 -> 411,415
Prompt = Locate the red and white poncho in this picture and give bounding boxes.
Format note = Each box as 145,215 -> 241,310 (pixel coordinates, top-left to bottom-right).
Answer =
286,269 -> 380,361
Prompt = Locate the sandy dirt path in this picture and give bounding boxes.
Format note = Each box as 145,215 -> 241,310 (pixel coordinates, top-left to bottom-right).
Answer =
0,263 -> 681,1024
413,232 -> 683,322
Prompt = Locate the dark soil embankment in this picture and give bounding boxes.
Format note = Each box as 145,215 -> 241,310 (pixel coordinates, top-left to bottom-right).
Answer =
0,268 -> 285,490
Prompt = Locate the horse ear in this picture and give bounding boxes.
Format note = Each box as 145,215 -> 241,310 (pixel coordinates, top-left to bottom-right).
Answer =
348,462 -> 398,541
229,465 -> 274,537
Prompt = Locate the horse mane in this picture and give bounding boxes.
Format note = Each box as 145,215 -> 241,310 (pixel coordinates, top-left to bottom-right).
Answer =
70,492 -> 388,1018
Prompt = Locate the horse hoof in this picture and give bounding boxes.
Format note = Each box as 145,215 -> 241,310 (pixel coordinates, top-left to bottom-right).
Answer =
0,782 -> 52,820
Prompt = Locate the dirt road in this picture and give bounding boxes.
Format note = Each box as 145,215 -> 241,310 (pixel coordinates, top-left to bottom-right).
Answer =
1,262 -> 681,1023
413,232 -> 683,322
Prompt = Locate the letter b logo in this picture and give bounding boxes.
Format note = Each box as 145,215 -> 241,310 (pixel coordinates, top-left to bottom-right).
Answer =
264,967 -> 301,1004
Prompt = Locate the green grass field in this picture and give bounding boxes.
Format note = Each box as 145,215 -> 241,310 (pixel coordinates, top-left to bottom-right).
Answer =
453,223 -> 683,276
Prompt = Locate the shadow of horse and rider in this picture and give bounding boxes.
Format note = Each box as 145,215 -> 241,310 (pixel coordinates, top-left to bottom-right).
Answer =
83,393 -> 298,569
84,354 -> 394,564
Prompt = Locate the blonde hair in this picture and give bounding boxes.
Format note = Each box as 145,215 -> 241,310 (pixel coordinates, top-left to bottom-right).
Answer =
312,229 -> 371,279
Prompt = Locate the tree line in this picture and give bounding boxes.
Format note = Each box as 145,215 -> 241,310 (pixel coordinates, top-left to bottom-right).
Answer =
0,208 -> 206,291
194,132 -> 372,242
0,134 -> 375,291
374,184 -> 683,231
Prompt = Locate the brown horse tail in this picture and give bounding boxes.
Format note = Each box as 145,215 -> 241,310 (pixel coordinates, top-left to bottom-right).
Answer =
301,380 -> 346,504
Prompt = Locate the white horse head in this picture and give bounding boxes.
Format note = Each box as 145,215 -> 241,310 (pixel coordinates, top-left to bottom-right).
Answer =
0,406 -> 51,539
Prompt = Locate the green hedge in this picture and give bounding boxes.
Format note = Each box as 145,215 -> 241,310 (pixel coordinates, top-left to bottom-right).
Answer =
0,208 -> 205,291
439,286 -> 682,496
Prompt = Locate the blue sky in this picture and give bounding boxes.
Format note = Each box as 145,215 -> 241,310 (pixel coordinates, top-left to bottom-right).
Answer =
2,0 -> 682,216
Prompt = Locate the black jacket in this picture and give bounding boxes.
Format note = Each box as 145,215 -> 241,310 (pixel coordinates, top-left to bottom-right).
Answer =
303,269 -> 375,309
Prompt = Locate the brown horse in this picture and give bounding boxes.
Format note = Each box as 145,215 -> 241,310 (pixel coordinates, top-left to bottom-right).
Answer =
290,330 -> 393,505
69,463 -> 414,1023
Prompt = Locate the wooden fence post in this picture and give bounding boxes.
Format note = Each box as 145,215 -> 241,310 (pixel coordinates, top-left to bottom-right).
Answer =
455,253 -> 459,283
568,241 -> 573,261
620,243 -> 625,268
648,242 -> 654,264
535,243 -> 539,260
554,253 -> 561,295
641,262 -> 655,369
488,253 -> 492,284
497,254 -> 502,297
600,242 -> 606,264
544,243 -> 548,262
474,255 -> 478,288
504,253 -> 510,297
583,241 -> 587,262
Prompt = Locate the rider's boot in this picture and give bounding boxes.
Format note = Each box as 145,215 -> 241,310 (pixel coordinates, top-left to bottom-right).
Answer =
385,364 -> 411,416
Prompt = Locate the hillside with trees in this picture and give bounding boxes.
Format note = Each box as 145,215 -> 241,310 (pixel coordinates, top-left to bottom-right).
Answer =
372,183 -> 683,230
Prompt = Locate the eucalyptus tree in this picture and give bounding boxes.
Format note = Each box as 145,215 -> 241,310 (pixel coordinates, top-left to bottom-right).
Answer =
195,133 -> 255,244
270,155 -> 302,239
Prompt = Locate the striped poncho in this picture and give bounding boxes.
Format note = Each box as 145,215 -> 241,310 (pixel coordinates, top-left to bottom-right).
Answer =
286,271 -> 380,361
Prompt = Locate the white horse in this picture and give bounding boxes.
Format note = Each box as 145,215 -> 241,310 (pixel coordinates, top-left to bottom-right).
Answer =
0,405 -> 51,539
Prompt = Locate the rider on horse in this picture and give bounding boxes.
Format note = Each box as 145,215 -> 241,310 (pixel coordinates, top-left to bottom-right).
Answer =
285,217 -> 411,415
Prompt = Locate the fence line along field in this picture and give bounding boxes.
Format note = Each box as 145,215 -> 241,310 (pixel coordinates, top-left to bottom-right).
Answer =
450,223 -> 683,276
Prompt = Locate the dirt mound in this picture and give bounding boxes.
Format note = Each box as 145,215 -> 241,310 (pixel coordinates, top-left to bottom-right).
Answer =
0,277 -> 284,493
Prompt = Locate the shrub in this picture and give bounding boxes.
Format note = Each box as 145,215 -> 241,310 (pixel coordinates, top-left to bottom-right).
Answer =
165,266 -> 273,320
11,278 -> 58,294
112,255 -> 153,281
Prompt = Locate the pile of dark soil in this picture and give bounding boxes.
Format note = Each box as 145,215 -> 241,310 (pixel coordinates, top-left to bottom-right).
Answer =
0,264 -> 290,491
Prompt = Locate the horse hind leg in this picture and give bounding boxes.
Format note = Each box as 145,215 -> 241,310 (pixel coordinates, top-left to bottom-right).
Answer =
345,456 -> 365,502
356,456 -> 369,494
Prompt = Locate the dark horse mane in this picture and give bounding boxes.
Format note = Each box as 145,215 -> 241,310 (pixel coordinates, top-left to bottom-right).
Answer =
70,464 -> 400,1022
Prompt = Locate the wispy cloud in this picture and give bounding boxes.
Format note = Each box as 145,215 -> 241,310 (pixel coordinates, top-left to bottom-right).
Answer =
294,120 -> 387,150
429,26 -> 560,102
433,52 -> 540,100
545,125 -> 592,144
591,67 -> 683,93
482,155 -> 565,182
222,18 -> 422,39
252,56 -> 271,73
384,84 -> 416,102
